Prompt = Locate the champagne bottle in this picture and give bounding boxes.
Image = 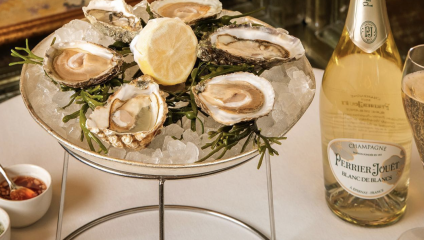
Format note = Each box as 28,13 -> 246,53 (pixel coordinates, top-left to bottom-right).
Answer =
319,0 -> 412,226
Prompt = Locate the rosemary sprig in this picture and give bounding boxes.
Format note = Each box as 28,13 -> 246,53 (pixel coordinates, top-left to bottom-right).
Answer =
193,8 -> 266,38
58,77 -> 127,153
140,18 -> 147,28
9,39 -> 44,66
198,121 -> 286,168
108,41 -> 132,56
79,104 -> 108,154
146,4 -> 155,20
253,126 -> 287,169
164,88 -> 205,133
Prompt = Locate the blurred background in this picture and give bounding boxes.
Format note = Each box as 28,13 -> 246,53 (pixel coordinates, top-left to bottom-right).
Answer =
0,0 -> 423,103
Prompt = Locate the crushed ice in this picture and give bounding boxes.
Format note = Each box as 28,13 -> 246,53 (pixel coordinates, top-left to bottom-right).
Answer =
26,20 -> 316,165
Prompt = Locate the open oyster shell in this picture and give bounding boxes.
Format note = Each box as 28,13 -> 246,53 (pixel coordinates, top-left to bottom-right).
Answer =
83,0 -> 142,43
150,0 -> 222,25
193,72 -> 275,125
86,75 -> 168,150
197,24 -> 305,69
43,41 -> 123,88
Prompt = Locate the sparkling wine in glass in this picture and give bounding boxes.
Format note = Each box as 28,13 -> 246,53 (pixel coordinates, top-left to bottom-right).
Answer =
402,45 -> 424,164
399,45 -> 424,240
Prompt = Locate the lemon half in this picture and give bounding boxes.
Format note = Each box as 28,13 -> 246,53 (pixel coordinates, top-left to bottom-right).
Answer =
130,18 -> 198,86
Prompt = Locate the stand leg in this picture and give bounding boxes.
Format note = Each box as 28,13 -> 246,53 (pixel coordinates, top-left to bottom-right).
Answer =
56,151 -> 70,240
159,178 -> 165,240
265,151 -> 276,240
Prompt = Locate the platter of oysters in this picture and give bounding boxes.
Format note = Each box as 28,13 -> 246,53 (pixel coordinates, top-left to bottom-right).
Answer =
17,0 -> 316,176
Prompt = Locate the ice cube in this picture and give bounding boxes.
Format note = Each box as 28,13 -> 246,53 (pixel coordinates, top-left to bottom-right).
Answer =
162,136 -> 174,150
288,70 -> 312,98
286,66 -> 300,80
125,151 -> 143,161
271,81 -> 287,97
66,125 -> 81,140
148,133 -> 166,150
150,149 -> 163,164
271,109 -> 286,122
200,133 -> 211,146
108,147 -> 127,159
293,70 -> 307,80
182,129 -> 199,144
29,88 -> 48,109
159,150 -> 172,164
256,116 -> 275,129
184,142 -> 199,163
165,124 -> 184,138
52,91 -> 75,108
140,148 -> 155,155
167,140 -> 186,153
54,20 -> 114,46
261,65 -> 291,84
55,20 -> 91,42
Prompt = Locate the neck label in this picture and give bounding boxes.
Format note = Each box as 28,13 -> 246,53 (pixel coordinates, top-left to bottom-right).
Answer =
346,0 -> 389,53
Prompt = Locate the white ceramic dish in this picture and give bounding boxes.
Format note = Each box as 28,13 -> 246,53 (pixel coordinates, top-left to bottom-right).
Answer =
0,164 -> 52,228
0,208 -> 10,240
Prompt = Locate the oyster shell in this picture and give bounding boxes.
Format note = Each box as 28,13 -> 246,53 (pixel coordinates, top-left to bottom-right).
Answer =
193,72 -> 275,125
83,0 -> 142,43
43,41 -> 123,88
86,75 -> 168,150
197,24 -> 305,69
150,0 -> 222,25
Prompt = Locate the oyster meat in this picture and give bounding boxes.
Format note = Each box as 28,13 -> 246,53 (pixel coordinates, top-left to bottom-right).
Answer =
193,72 -> 275,125
43,41 -> 123,88
150,0 -> 222,25
83,0 -> 142,43
197,24 -> 305,69
86,75 -> 168,150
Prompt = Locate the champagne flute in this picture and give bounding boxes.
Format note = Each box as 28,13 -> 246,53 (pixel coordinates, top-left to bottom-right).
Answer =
399,45 -> 424,240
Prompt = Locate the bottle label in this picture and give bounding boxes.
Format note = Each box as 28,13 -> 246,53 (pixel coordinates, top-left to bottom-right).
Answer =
346,0 -> 389,53
328,139 -> 405,199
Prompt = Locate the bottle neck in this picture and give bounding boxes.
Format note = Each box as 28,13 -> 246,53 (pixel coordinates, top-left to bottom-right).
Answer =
345,0 -> 391,53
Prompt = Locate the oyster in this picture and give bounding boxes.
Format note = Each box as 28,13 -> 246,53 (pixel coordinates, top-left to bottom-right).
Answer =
83,0 -> 142,43
197,24 -> 305,69
193,72 -> 275,125
43,41 -> 123,88
150,0 -> 222,25
86,75 -> 168,150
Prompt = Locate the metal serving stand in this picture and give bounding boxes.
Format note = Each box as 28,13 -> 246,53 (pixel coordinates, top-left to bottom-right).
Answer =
55,145 -> 276,240
19,28 -> 316,240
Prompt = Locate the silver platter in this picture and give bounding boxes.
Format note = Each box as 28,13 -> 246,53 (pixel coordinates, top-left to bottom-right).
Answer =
20,28 -> 316,178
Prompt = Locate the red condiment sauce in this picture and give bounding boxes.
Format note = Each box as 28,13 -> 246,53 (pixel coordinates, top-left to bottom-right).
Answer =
0,176 -> 47,200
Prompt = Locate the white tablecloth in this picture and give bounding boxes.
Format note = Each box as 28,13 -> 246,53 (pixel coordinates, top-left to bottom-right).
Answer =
1,69 -> 423,240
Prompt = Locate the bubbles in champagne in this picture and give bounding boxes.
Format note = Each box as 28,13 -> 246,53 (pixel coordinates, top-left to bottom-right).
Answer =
402,70 -> 424,162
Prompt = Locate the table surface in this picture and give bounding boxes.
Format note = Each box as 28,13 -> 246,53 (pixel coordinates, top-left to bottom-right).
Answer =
1,69 -> 423,240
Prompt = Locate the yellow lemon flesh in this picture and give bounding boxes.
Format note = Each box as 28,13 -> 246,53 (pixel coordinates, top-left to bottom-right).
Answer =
130,18 -> 198,86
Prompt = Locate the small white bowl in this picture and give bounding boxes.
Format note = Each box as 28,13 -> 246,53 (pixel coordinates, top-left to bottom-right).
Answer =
0,208 -> 10,240
0,164 -> 52,228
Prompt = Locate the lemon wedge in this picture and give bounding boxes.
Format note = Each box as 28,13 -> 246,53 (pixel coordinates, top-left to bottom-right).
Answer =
130,18 -> 198,86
